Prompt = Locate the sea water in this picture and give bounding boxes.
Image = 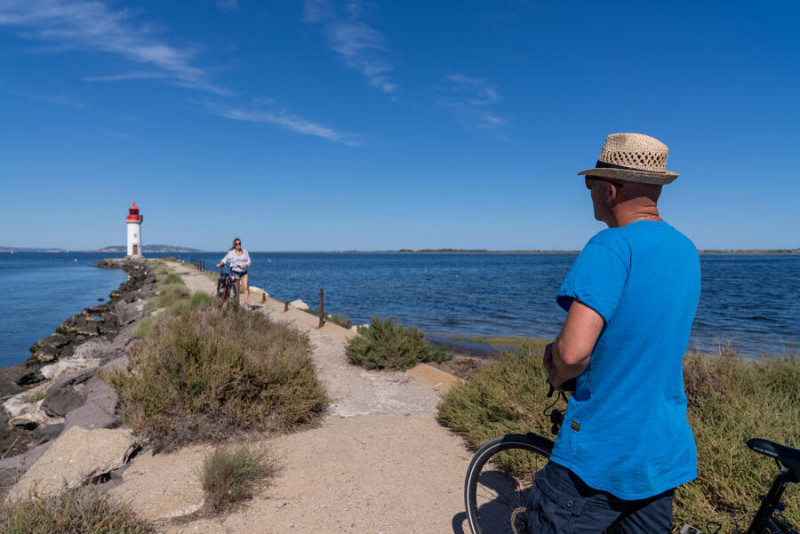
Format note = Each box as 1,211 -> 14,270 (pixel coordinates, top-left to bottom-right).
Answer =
0,252 -> 797,367
0,253 -> 128,367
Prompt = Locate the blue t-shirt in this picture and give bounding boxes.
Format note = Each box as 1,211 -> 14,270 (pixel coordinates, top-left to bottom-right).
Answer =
549,221 -> 700,500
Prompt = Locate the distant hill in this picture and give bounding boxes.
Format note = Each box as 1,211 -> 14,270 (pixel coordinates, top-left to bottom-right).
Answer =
0,245 -> 205,253
0,246 -> 66,253
94,244 -> 206,253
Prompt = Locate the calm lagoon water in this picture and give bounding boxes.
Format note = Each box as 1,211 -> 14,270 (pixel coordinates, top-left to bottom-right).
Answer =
0,252 -> 797,367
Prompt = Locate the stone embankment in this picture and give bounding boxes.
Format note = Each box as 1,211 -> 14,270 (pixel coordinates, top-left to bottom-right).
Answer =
1,259 -> 474,533
0,259 -> 155,497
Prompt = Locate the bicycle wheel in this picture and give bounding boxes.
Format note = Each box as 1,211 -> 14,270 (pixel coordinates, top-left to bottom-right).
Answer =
465,432 -> 554,534
217,280 -> 239,300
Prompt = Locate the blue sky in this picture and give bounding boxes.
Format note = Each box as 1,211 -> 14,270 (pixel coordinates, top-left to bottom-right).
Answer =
1,0 -> 798,251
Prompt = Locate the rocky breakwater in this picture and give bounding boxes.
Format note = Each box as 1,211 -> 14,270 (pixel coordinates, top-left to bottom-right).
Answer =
0,258 -> 156,499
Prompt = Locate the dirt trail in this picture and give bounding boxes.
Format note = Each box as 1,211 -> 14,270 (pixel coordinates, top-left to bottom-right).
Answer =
110,261 -> 475,533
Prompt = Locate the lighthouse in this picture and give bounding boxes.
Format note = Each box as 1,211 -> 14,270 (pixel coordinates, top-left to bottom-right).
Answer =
126,202 -> 144,257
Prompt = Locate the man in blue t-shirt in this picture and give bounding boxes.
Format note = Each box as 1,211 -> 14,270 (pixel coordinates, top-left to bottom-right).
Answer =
527,133 -> 701,533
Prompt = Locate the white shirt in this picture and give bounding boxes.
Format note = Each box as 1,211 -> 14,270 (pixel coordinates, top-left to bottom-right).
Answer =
220,249 -> 250,273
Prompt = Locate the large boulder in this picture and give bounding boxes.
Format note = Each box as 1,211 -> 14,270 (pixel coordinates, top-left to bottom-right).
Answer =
40,339 -> 106,381
40,385 -> 84,418
38,368 -> 93,419
63,377 -> 120,431
4,427 -> 138,503
114,299 -> 144,327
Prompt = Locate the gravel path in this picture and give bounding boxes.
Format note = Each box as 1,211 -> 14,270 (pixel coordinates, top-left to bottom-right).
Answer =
110,261 -> 475,533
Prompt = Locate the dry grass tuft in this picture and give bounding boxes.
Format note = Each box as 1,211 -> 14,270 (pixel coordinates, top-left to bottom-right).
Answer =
0,486 -> 155,533
200,444 -> 278,512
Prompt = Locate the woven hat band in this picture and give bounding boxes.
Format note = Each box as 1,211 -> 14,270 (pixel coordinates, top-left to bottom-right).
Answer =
595,160 -> 666,173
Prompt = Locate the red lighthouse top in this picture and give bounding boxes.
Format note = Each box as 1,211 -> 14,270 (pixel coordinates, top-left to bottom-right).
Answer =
127,202 -> 143,222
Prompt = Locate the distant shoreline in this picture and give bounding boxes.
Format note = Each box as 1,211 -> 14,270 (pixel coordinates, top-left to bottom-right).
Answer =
3,248 -> 798,255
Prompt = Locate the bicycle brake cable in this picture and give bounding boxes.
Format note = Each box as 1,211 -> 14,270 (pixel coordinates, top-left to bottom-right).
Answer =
543,389 -> 565,417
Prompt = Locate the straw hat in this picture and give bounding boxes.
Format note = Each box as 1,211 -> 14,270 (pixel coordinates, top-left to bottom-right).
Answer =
578,133 -> 679,184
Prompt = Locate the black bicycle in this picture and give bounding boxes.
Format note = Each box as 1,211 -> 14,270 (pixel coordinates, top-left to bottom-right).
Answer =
464,386 -> 799,534
216,267 -> 239,301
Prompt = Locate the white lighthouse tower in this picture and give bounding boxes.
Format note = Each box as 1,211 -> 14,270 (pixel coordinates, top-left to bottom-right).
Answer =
126,202 -> 143,257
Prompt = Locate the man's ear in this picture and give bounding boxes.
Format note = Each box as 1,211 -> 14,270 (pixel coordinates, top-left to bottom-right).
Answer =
606,183 -> 619,203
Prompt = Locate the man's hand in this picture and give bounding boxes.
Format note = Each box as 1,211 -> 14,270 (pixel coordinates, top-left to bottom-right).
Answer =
543,342 -> 554,373
543,342 -> 570,391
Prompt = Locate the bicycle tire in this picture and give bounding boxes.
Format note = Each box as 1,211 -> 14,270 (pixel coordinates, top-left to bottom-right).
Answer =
216,279 -> 239,300
465,432 -> 554,534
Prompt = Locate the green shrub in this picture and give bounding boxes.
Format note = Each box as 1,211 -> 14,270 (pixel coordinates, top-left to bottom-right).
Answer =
55,327 -> 68,335
437,344 -> 800,530
190,292 -> 213,309
201,444 -> 278,512
677,349 -> 800,529
23,392 -> 46,404
132,317 -> 155,340
329,314 -> 353,329
438,342 -> 550,460
106,298 -> 328,451
345,317 -> 452,370
165,273 -> 185,285
0,486 -> 155,533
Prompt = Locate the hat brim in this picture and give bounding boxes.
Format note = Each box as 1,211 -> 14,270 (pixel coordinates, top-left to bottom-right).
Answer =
578,167 -> 678,185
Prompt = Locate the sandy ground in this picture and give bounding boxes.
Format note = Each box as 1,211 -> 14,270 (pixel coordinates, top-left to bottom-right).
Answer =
110,261 -> 476,533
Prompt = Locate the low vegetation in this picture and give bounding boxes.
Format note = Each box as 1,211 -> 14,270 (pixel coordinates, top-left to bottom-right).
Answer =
346,316 -> 452,370
143,281 -> 190,311
23,392 -> 46,404
437,343 -> 800,530
165,273 -> 184,285
106,282 -> 328,451
301,306 -> 353,329
0,486 -> 155,533
201,444 -> 278,512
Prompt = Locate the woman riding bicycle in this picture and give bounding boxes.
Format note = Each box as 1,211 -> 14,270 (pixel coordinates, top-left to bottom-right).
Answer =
216,237 -> 251,309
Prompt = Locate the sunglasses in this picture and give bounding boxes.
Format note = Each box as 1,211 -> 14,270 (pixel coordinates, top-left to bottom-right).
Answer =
234,242 -> 241,246
585,176 -> 625,190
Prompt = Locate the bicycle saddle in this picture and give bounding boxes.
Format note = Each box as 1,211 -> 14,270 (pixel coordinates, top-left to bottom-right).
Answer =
747,438 -> 800,483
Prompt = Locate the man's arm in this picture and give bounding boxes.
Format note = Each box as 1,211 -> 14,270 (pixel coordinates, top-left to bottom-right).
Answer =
544,300 -> 605,390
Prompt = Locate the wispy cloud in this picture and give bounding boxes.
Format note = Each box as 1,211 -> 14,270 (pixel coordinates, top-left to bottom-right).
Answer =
99,129 -> 133,141
438,74 -> 509,130
0,0 -> 227,94
303,0 -> 396,97
8,88 -> 85,109
211,102 -> 360,146
216,0 -> 240,11
83,72 -> 167,82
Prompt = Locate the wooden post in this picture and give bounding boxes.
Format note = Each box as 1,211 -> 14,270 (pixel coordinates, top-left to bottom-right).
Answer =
284,301 -> 289,312
318,289 -> 325,328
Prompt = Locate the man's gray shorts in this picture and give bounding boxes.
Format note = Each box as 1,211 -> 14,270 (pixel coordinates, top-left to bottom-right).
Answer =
526,462 -> 674,533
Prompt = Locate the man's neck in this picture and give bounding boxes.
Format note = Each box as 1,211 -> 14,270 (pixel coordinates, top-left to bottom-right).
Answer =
606,205 -> 661,228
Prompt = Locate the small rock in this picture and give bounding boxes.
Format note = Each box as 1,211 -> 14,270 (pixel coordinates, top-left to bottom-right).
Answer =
290,299 -> 310,310
16,370 -> 46,386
